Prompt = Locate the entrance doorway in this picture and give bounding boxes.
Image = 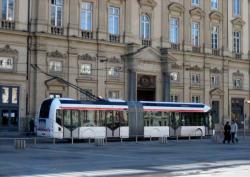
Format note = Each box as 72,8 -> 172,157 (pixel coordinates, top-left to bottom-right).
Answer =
0,108 -> 18,131
231,98 -> 244,129
0,86 -> 19,131
137,89 -> 155,101
137,75 -> 156,101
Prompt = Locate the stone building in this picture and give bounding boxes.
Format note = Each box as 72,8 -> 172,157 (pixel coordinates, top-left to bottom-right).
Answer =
0,0 -> 249,133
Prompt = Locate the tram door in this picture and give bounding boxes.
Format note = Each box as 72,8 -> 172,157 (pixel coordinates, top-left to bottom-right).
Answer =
106,111 -> 121,137
62,110 -> 79,138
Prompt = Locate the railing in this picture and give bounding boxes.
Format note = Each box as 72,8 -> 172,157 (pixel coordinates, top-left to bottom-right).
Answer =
51,26 -> 64,35
170,43 -> 180,51
212,49 -> 220,56
0,20 -> 15,29
81,30 -> 93,39
192,46 -> 201,53
109,34 -> 120,43
142,39 -> 151,46
235,53 -> 242,59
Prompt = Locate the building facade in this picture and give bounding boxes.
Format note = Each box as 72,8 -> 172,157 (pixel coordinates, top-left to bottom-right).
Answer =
0,0 -> 250,132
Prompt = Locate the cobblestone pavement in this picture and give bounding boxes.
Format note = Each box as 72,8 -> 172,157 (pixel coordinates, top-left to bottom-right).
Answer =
0,138 -> 250,177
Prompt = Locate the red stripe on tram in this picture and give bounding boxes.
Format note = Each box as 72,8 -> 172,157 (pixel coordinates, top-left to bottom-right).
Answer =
59,106 -> 128,111
143,109 -> 204,112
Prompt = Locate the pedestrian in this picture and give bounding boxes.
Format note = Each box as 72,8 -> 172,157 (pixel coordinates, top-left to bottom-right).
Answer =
223,121 -> 231,144
231,119 -> 238,143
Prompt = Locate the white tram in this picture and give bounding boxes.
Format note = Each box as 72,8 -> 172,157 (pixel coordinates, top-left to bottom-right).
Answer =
36,98 -> 212,139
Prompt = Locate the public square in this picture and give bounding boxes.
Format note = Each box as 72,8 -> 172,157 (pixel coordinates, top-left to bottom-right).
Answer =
0,138 -> 250,177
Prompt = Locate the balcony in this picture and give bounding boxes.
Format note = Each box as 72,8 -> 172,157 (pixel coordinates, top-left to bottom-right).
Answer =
109,34 -> 120,43
192,46 -> 201,53
51,26 -> 64,35
142,39 -> 151,46
0,20 -> 15,30
235,53 -> 242,59
212,49 -> 220,56
81,30 -> 93,39
170,43 -> 180,51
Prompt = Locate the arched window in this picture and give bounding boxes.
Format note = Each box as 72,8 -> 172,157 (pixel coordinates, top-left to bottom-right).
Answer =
140,14 -> 150,39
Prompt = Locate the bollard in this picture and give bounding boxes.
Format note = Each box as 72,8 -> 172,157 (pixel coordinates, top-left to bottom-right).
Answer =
53,138 -> 55,144
176,136 -> 179,141
136,136 -> 138,143
200,135 -> 202,140
150,136 -> 152,142
34,137 -> 36,144
121,137 -> 123,143
71,137 -> 74,144
88,137 -> 90,144
14,139 -> 26,150
189,135 -> 191,141
95,138 -> 104,146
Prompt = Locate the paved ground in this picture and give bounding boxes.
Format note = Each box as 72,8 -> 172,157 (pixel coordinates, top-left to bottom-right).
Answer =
0,137 -> 250,177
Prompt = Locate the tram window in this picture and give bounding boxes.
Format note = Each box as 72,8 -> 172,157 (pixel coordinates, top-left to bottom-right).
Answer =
72,110 -> 79,127
63,110 -> 71,127
39,99 -> 53,118
56,109 -> 62,126
143,111 -> 169,127
120,111 -> 128,126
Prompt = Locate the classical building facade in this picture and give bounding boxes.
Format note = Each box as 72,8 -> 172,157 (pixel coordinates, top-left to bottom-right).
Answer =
0,0 -> 250,132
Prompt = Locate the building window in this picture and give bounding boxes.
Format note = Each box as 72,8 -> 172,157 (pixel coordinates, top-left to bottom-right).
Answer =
2,0 -> 14,20
170,72 -> 179,81
80,64 -> 91,75
49,61 -> 62,73
12,87 -> 17,104
80,89 -> 92,100
192,0 -> 200,6
140,14 -> 150,39
51,0 -> 63,27
108,67 -> 119,77
233,0 -> 240,16
192,95 -> 200,103
108,6 -> 119,35
171,95 -> 179,102
0,57 -> 13,70
233,31 -> 241,54
108,90 -> 119,99
233,78 -> 242,89
169,18 -> 179,44
211,26 -> 219,49
2,87 -> 9,103
211,0 -> 218,9
211,75 -> 219,88
49,93 -> 62,98
191,74 -> 200,85
192,22 -> 200,47
80,2 -> 92,31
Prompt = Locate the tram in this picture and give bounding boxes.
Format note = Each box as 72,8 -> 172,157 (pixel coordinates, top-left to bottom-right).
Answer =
36,98 -> 212,139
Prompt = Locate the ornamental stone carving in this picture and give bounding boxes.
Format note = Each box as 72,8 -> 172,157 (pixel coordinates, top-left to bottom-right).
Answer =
108,56 -> 122,63
189,7 -> 205,17
168,2 -> 184,14
231,17 -> 245,29
47,50 -> 65,58
0,45 -> 18,55
186,65 -> 202,71
209,11 -> 223,22
138,0 -> 157,9
233,70 -> 244,77
78,53 -> 96,61
210,67 -> 221,73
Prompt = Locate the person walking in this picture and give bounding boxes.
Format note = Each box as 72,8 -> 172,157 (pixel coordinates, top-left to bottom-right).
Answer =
223,121 -> 231,144
231,119 -> 238,144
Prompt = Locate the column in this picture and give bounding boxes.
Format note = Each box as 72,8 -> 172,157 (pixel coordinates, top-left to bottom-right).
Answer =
160,48 -> 170,101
